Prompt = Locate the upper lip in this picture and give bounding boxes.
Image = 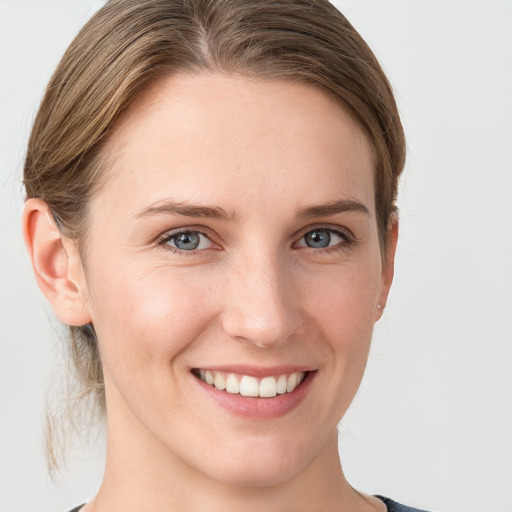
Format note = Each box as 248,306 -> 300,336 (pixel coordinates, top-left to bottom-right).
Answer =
191,364 -> 316,378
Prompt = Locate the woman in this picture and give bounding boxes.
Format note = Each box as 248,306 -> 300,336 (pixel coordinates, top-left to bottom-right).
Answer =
22,0 -> 428,510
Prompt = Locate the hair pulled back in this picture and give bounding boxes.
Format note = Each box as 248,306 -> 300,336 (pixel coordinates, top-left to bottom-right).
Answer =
23,0 -> 405,470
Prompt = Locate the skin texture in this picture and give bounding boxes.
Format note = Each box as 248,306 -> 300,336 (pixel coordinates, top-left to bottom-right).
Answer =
23,73 -> 396,512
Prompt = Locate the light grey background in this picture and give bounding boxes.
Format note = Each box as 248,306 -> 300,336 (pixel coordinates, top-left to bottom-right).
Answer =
1,1 -> 511,511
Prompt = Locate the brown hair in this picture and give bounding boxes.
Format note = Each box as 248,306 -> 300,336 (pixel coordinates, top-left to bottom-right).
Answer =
23,0 -> 405,471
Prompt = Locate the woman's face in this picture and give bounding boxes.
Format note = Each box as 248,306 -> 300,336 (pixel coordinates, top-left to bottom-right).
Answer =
78,73 -> 395,486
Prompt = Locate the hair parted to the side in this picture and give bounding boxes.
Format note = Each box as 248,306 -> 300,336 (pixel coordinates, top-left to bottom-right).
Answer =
23,0 -> 405,473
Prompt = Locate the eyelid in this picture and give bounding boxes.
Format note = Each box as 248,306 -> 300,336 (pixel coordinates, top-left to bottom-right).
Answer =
294,223 -> 355,241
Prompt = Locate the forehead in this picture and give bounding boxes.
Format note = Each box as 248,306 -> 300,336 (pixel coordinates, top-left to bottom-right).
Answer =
95,73 -> 375,220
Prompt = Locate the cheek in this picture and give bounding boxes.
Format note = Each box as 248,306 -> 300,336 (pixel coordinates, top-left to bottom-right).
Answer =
303,257 -> 382,372
309,257 -> 381,326
86,260 -> 218,378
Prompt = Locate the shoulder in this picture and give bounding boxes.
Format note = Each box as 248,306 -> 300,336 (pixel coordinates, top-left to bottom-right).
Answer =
376,495 -> 436,512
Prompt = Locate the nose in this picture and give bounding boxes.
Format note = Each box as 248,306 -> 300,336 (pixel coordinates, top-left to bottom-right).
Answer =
220,252 -> 303,348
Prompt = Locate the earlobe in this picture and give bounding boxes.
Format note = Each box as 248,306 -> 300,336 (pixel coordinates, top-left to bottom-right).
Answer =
22,198 -> 91,326
375,216 -> 399,321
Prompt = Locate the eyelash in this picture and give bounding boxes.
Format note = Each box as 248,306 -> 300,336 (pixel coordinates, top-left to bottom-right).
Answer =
293,226 -> 354,253
156,225 -> 355,256
156,228 -> 218,255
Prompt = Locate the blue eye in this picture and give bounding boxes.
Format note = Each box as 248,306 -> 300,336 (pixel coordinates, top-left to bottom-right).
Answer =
297,228 -> 347,249
163,231 -> 213,251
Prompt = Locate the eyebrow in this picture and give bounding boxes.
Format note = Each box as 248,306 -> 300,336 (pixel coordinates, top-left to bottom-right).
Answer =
135,198 -> 369,221
135,200 -> 235,221
295,199 -> 370,219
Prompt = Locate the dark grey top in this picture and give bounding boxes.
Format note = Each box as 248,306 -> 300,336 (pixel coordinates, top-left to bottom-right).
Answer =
68,496 -> 433,511
376,495 -> 432,512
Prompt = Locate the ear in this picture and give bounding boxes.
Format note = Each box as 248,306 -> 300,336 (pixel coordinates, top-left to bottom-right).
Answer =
22,198 -> 91,326
375,215 -> 399,322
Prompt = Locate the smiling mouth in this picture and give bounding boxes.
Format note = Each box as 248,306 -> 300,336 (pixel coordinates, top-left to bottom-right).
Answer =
191,369 -> 309,398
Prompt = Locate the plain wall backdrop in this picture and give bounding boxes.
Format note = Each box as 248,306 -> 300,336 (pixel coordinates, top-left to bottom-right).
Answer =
1,1 -> 511,511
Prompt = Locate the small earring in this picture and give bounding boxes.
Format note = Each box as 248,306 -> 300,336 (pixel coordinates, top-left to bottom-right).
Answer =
377,304 -> 384,310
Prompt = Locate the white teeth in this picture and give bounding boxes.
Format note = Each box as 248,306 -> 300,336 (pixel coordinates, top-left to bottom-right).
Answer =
259,376 -> 277,397
214,373 -> 226,391
240,376 -> 259,397
225,374 -> 240,394
197,370 -> 307,398
277,374 -> 287,394
287,373 -> 298,393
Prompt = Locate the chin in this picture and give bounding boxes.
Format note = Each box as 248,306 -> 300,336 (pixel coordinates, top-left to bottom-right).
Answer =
212,461 -> 302,489
200,437 -> 314,488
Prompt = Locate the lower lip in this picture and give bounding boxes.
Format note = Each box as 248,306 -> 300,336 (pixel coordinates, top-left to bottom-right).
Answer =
194,372 -> 316,419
